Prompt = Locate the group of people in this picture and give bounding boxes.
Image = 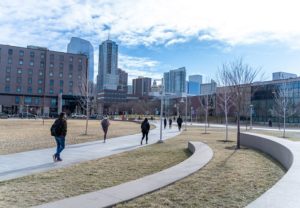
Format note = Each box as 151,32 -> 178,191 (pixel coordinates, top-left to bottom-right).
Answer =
50,113 -> 183,162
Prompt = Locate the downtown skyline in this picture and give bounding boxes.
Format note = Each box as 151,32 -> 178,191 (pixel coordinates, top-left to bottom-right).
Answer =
1,0 -> 300,83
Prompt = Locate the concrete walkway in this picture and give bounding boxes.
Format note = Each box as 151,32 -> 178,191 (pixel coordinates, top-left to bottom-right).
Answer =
34,141 -> 213,208
0,122 -> 180,181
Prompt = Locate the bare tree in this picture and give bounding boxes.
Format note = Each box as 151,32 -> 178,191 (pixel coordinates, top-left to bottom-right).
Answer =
216,65 -> 234,141
225,58 -> 260,149
272,81 -> 297,138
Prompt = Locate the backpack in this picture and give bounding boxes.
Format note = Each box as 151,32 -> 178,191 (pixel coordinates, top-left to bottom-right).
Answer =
50,120 -> 60,136
141,121 -> 148,132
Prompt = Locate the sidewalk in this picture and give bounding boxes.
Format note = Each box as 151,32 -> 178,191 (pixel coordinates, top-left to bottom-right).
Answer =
0,122 -> 181,182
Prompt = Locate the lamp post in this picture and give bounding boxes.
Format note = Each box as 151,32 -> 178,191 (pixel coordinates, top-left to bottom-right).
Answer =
190,106 -> 193,125
156,79 -> 164,143
250,104 -> 253,130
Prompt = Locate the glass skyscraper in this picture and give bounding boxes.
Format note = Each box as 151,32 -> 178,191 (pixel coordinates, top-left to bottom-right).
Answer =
164,67 -> 186,95
67,37 -> 94,82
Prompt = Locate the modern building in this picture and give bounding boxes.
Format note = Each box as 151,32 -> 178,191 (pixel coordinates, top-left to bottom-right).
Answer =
201,79 -> 217,95
97,39 -> 119,92
164,67 -> 186,95
127,85 -> 133,95
0,44 -> 88,116
132,77 -> 152,97
272,72 -> 297,80
118,68 -> 128,91
188,74 -> 202,95
189,75 -> 202,84
67,37 -> 94,82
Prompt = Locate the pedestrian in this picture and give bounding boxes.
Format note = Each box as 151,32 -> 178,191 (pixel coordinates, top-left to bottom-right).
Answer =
141,118 -> 150,145
169,118 -> 172,129
51,112 -> 67,162
177,115 -> 183,131
268,119 -> 272,127
101,115 -> 110,143
164,117 -> 167,129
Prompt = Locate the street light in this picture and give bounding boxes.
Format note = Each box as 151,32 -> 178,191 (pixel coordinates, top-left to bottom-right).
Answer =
190,106 -> 193,125
154,79 -> 164,143
249,104 -> 253,130
180,94 -> 188,131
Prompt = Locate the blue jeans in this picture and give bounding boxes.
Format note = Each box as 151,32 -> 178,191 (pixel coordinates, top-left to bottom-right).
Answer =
54,136 -> 65,158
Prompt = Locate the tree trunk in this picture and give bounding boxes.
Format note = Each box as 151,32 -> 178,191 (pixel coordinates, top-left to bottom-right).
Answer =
237,112 -> 241,149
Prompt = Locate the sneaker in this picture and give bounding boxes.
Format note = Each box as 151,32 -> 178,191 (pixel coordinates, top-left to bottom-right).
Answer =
57,158 -> 63,162
140,141 -> 143,145
52,154 -> 57,162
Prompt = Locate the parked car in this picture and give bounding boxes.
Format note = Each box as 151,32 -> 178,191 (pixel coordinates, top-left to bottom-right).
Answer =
71,113 -> 87,119
0,112 -> 8,119
19,112 -> 36,119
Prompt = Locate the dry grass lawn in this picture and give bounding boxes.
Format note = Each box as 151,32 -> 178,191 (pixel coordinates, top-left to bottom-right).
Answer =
0,126 -> 285,208
249,129 -> 300,141
0,119 -> 141,154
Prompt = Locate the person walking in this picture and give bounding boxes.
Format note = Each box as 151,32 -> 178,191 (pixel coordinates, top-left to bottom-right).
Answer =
101,116 -> 110,143
164,117 -> 167,129
51,112 -> 67,162
169,118 -> 172,129
141,118 -> 150,145
177,115 -> 183,131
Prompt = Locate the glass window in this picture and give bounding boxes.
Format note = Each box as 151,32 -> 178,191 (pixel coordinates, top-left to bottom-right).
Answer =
15,96 -> 20,104
69,64 -> 73,70
17,69 -> 22,74
69,81 -> 73,87
8,49 -> 13,55
19,59 -> 23,65
5,77 -> 10,82
60,80 -> 64,87
50,79 -> 54,86
59,63 -> 64,69
39,71 -> 43,76
16,86 -> 21,93
69,56 -> 73,62
29,60 -> 34,66
50,54 -> 54,61
40,61 -> 45,68
38,88 -> 43,94
28,78 -> 32,84
28,69 -> 33,75
59,55 -> 64,61
19,50 -> 24,56
49,71 -> 53,77
50,63 -> 54,68
5,85 -> 10,92
27,87 -> 32,93
49,89 -> 54,94
59,71 -> 63,78
51,98 -> 56,106
40,53 -> 45,59
17,77 -> 22,83
78,64 -> 82,70
24,97 -> 32,104
68,73 -> 72,78
6,67 -> 11,73
78,58 -> 82,63
35,97 -> 40,105
8,58 -> 12,64
38,79 -> 43,84
59,89 -> 63,94
30,51 -> 35,58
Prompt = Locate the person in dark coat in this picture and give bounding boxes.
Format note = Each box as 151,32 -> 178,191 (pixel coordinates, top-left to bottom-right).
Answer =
177,116 -> 183,131
169,118 -> 172,129
52,112 -> 67,162
164,117 -> 167,129
141,118 -> 150,145
101,116 -> 110,143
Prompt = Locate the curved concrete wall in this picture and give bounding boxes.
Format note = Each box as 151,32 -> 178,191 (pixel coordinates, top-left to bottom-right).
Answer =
241,132 -> 300,208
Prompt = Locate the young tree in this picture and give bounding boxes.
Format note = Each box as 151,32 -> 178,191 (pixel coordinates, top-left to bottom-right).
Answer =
225,58 -> 260,149
272,81 -> 297,138
216,65 -> 234,142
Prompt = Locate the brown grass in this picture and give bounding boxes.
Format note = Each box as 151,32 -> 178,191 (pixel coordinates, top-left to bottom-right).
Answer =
0,119 -> 141,155
248,129 -> 300,141
0,127 -> 285,208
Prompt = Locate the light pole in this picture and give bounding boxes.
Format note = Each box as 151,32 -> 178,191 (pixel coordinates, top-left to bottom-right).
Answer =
156,79 -> 164,143
190,106 -> 193,125
250,104 -> 253,130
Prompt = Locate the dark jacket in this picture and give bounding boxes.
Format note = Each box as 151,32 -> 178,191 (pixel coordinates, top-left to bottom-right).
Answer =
141,120 -> 150,133
101,118 -> 110,131
177,117 -> 183,125
54,118 -> 67,137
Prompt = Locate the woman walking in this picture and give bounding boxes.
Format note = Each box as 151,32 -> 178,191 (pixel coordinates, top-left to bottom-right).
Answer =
141,118 -> 150,145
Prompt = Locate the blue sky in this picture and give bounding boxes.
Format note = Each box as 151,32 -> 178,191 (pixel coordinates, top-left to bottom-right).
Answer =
1,0 -> 300,83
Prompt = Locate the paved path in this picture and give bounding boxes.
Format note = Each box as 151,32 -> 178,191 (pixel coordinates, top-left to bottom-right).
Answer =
34,141 -> 213,208
0,122 -> 180,181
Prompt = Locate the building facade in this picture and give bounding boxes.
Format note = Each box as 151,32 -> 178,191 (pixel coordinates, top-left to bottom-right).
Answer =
67,37 -> 94,82
272,72 -> 297,81
0,44 -> 87,116
164,67 -> 186,95
97,40 -> 119,92
132,77 -> 152,97
201,79 -> 217,95
118,68 -> 128,91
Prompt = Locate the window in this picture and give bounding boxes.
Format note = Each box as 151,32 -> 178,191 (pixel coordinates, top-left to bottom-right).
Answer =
16,86 -> 21,93
78,64 -> 82,70
40,53 -> 45,59
69,56 -> 73,62
38,88 -> 43,94
59,89 -> 63,94
17,77 -> 22,84
68,73 -> 72,78
40,61 -> 45,68
38,79 -> 43,84
39,71 -> 43,76
19,59 -> 23,65
17,69 -> 22,74
8,58 -> 12,64
5,86 -> 10,92
59,71 -> 63,78
78,75 -> 82,79
35,97 -> 40,105
50,63 -> 54,68
29,60 -> 34,66
8,49 -> 13,55
6,67 -> 11,73
5,76 -> 10,82
15,96 -> 20,104
49,71 -> 53,77
30,51 -> 35,58
19,50 -> 24,56
69,64 -> 73,70
50,54 -> 54,61
51,98 -> 56,106
68,90 -> 73,95
59,63 -> 64,69
60,80 -> 64,87
49,89 -> 54,94
50,79 -> 54,86
59,55 -> 64,61
78,58 -> 82,63
69,81 -> 73,87
28,78 -> 32,84
27,87 -> 32,93
28,69 -> 33,75
24,97 -> 32,104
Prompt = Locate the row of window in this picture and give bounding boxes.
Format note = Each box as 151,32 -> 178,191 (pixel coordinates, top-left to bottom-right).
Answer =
15,96 -> 57,106
4,85 -> 72,95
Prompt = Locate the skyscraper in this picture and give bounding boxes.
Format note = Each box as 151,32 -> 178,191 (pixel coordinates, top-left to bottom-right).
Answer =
67,37 -> 94,82
164,67 -> 186,94
188,74 -> 202,95
118,68 -> 128,91
97,39 -> 119,92
132,77 -> 152,97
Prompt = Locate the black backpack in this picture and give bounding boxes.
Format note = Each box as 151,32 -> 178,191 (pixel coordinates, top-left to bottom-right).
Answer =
50,120 -> 60,136
141,121 -> 148,131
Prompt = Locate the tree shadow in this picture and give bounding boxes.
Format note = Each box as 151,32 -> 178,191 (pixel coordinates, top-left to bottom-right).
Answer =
216,140 -> 235,143
224,145 -> 248,150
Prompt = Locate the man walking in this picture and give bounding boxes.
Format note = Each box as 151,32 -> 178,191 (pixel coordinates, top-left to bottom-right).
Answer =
51,112 -> 67,162
169,117 -> 172,129
101,116 -> 110,143
141,118 -> 150,145
164,117 -> 167,129
177,115 -> 183,131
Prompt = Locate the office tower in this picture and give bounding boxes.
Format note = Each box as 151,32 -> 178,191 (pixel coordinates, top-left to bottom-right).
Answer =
201,79 -> 217,95
97,39 -> 119,92
163,67 -> 186,94
188,74 -> 202,95
118,68 -> 128,91
272,72 -> 297,80
67,37 -> 94,82
132,77 -> 152,97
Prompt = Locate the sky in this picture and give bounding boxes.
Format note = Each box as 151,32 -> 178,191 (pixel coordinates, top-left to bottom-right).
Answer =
1,0 -> 300,84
